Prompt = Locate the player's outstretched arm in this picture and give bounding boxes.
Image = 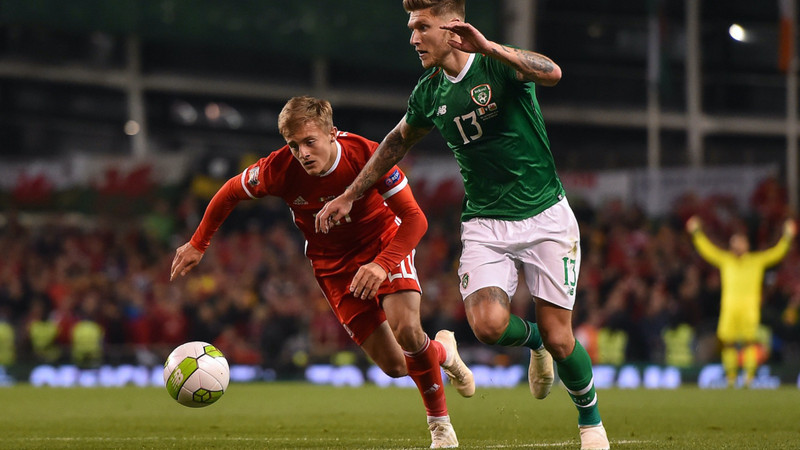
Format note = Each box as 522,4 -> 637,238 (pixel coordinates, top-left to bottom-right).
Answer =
440,19 -> 561,86
686,216 -> 727,266
170,175 -> 252,280
757,218 -> 797,266
315,119 -> 430,233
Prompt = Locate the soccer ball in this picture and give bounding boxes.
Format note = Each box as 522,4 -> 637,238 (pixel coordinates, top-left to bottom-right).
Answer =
163,341 -> 230,407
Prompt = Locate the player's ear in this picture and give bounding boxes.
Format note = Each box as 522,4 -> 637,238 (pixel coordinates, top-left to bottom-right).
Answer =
330,126 -> 338,143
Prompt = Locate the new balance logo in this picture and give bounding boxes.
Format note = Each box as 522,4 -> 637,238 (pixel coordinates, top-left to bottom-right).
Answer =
436,105 -> 447,116
423,383 -> 441,395
293,196 -> 308,205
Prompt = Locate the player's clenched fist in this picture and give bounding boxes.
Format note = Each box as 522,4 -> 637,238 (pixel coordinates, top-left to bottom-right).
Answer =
686,216 -> 702,234
170,242 -> 203,281
350,262 -> 387,300
784,219 -> 797,238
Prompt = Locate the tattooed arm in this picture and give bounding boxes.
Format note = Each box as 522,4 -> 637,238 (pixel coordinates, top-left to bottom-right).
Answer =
348,120 -> 426,200
314,118 -> 431,233
495,46 -> 561,86
441,19 -> 561,86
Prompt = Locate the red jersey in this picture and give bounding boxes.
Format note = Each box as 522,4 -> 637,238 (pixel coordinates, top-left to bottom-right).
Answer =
190,131 -> 426,278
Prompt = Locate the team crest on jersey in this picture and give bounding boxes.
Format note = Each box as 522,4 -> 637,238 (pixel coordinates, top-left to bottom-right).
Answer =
385,169 -> 401,187
460,273 -> 469,289
470,84 -> 492,106
247,166 -> 260,187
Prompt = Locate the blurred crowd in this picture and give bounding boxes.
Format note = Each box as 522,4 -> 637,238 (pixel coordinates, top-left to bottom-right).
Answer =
1,176 -> 800,377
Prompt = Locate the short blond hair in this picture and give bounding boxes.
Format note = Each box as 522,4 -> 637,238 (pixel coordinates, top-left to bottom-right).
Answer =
402,0 -> 465,19
278,96 -> 333,138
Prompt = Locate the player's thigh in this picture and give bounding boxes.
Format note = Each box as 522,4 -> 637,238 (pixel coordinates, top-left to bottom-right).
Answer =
383,290 -> 421,329
718,312 -> 758,343
519,199 -> 581,310
458,218 -> 520,300
378,250 -> 425,345
382,290 -> 426,351
316,274 -> 385,346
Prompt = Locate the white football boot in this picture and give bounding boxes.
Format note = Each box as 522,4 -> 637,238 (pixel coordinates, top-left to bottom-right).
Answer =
428,417 -> 459,448
579,424 -> 610,450
434,330 -> 475,398
528,347 -> 554,399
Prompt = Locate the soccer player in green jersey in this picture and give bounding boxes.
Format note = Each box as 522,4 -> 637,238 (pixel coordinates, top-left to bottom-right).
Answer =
317,1 -> 609,448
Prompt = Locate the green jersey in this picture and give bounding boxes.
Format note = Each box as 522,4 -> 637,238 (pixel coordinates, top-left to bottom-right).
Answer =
405,52 -> 565,222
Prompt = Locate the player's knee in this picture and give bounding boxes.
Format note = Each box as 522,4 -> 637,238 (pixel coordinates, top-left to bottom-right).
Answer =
465,287 -> 511,344
542,330 -> 575,360
471,321 -> 505,345
382,362 -> 408,378
391,322 -> 425,352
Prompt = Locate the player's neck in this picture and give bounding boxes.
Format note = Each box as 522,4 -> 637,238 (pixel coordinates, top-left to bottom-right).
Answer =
319,139 -> 340,176
441,50 -> 471,78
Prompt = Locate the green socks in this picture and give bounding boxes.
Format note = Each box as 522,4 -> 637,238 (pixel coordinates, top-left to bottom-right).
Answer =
556,340 -> 602,426
495,314 -> 543,349
496,317 -> 602,427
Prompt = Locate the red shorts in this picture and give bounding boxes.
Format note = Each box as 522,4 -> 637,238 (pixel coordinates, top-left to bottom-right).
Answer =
316,251 -> 421,346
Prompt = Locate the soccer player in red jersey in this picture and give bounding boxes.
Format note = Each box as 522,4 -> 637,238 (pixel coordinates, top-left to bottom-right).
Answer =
170,96 -> 473,448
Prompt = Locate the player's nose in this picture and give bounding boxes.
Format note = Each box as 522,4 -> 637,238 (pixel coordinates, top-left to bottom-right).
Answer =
410,30 -> 420,46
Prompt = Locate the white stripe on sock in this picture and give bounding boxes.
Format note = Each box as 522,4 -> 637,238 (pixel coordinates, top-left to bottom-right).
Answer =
427,415 -> 450,424
565,376 -> 594,396
403,335 -> 430,358
575,393 -> 598,409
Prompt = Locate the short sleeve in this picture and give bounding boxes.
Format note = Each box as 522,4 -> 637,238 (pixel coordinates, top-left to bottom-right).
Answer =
405,76 -> 436,129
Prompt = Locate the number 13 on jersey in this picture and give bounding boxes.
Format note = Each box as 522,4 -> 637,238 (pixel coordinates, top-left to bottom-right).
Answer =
453,112 -> 483,144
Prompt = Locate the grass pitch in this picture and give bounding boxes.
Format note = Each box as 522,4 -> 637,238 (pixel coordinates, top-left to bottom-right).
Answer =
3,383 -> 799,449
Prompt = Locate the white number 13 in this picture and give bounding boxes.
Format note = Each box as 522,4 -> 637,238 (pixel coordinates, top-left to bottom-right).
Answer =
453,111 -> 483,144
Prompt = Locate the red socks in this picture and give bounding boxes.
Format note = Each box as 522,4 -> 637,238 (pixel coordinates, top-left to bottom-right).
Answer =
404,335 -> 448,418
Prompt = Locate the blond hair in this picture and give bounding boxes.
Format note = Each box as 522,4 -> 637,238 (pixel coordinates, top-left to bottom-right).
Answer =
278,96 -> 334,138
402,0 -> 465,19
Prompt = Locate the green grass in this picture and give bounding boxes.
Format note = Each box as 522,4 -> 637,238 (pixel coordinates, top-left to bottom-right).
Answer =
3,383 -> 800,449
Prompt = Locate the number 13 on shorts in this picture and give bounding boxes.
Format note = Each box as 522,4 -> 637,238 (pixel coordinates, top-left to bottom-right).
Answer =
562,257 -> 577,295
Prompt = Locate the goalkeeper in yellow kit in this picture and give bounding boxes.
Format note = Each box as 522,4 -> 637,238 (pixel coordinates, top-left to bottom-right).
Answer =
686,216 -> 796,387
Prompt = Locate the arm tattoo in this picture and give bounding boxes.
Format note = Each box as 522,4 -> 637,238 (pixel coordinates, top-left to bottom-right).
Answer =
492,46 -> 554,81
513,48 -> 554,74
348,129 -> 408,198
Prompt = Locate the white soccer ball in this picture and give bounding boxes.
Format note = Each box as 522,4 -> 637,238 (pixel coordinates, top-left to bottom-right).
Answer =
163,341 -> 230,407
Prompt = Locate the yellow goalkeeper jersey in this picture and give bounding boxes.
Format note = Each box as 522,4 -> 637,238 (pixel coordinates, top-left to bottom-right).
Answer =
691,229 -> 792,318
